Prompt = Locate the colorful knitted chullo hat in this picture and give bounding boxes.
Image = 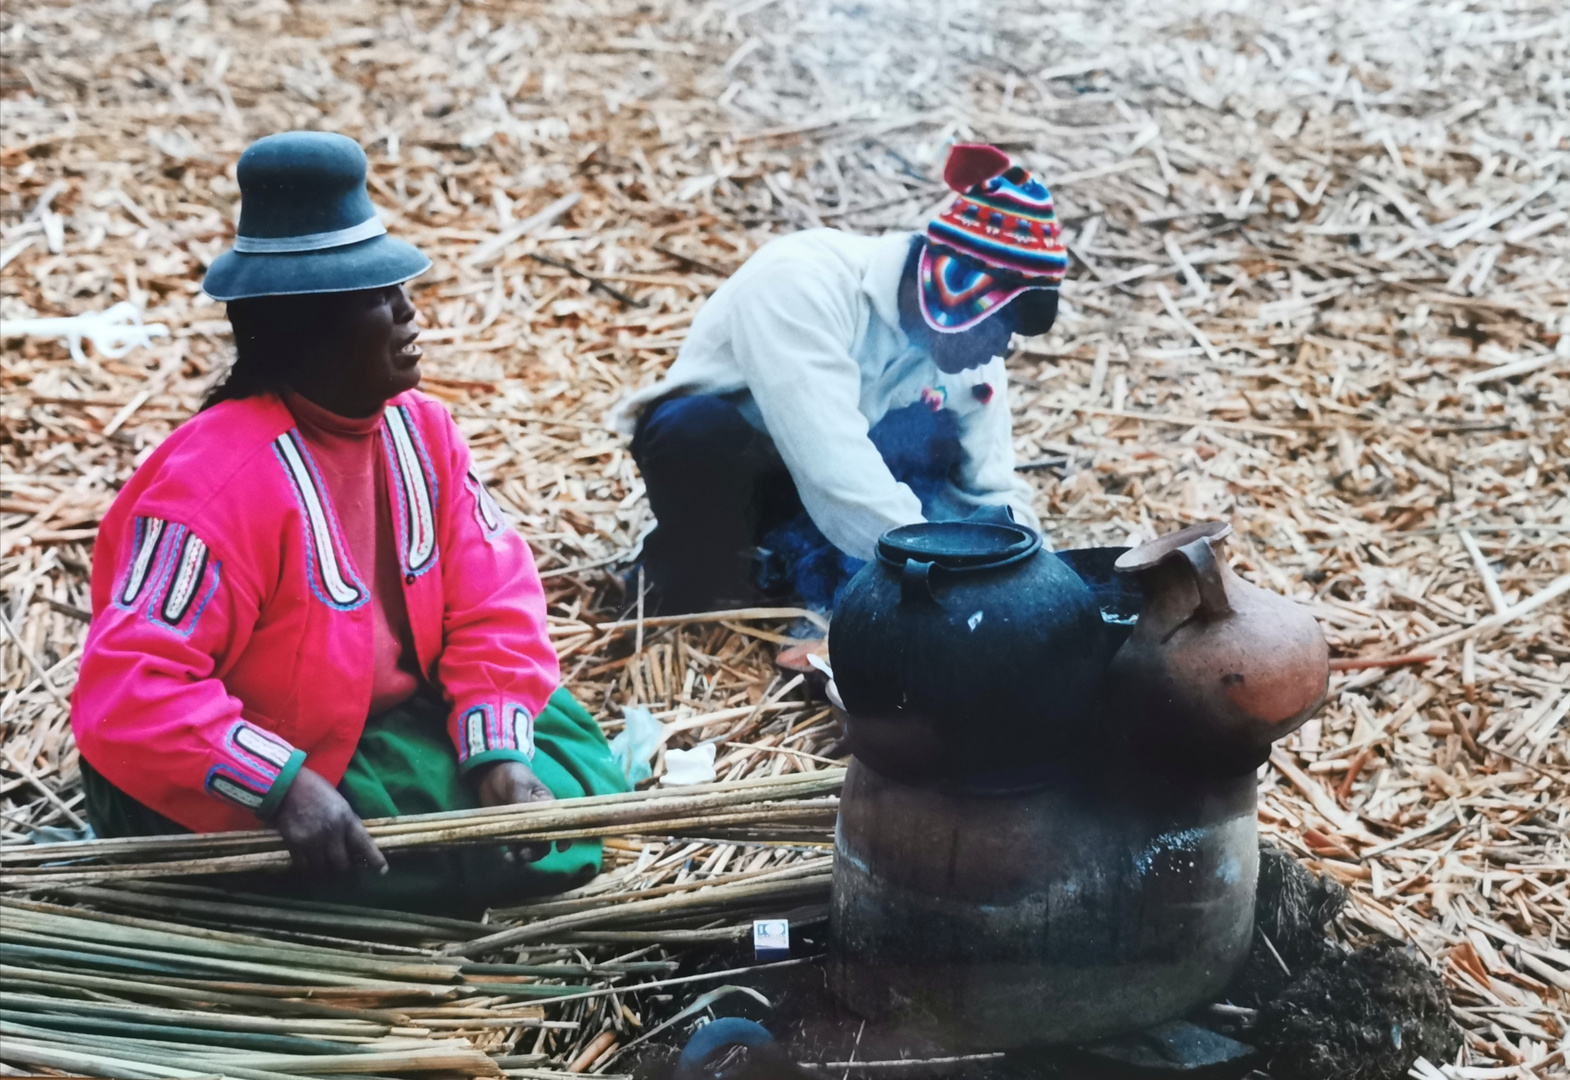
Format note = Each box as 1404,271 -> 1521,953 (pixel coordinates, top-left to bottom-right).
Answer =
919,143 -> 1067,333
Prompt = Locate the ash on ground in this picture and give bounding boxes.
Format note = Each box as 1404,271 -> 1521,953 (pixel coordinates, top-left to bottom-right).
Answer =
1216,842 -> 1462,1080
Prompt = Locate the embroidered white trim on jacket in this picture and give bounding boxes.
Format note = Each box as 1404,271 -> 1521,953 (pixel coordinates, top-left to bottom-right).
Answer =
207,722 -> 296,811
117,516 -> 168,608
205,764 -> 267,809
273,431 -> 368,610
462,705 -> 493,761
146,527 -> 222,636
161,533 -> 209,624
228,721 -> 294,773
383,406 -> 437,575
458,702 -> 534,761
466,470 -> 507,539
508,703 -> 535,757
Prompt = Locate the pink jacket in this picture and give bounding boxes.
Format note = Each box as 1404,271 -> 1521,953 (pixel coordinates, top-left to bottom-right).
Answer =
72,390 -> 557,833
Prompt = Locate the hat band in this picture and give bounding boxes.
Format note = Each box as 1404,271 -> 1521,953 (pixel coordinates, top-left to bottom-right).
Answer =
231,215 -> 386,254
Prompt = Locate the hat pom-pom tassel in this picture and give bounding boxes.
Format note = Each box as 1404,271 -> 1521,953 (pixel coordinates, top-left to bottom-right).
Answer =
943,143 -> 1011,192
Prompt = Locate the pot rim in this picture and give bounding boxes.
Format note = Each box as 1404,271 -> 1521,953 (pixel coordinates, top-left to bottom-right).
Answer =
1114,520 -> 1233,574
876,519 -> 1042,573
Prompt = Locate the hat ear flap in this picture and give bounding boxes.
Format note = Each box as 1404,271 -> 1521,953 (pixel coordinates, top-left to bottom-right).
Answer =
1014,289 -> 1060,336
944,143 -> 1011,191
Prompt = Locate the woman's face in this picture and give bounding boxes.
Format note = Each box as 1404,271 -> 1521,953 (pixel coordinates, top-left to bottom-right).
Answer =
336,285 -> 424,407
292,286 -> 423,417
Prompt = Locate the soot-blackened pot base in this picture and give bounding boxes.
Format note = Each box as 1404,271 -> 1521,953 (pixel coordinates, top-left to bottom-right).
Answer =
829,757 -> 1259,1049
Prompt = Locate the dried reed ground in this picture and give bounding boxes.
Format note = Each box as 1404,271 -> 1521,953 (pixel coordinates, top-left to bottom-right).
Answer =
1,0 -> 1567,1072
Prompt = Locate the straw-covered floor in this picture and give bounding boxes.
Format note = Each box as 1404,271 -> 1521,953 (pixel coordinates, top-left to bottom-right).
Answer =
1,0 -> 1566,1075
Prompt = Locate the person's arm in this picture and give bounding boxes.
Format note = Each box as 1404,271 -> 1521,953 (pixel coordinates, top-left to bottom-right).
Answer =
73,515 -> 303,820
948,361 -> 1042,533
726,261 -> 924,562
72,512 -> 386,872
423,404 -> 561,786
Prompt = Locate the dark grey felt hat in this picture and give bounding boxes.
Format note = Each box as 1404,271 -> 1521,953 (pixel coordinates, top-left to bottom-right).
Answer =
202,131 -> 431,301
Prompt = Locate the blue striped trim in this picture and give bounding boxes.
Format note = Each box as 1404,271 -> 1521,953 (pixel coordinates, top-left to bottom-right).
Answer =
114,516 -> 170,612
204,762 -> 270,810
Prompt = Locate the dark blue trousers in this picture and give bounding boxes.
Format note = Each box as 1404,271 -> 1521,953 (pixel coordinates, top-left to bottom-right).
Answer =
630,394 -> 961,614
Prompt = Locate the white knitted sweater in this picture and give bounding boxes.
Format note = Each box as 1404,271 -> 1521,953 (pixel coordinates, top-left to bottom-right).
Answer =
610,228 -> 1039,562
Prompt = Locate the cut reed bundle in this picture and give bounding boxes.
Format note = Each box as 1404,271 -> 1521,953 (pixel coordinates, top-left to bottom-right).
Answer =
0,898 -> 465,983
48,881 -> 491,943
2,769 -> 843,867
0,1028 -> 505,1079
451,872 -> 833,954
0,770 -> 843,888
0,885 -> 602,1076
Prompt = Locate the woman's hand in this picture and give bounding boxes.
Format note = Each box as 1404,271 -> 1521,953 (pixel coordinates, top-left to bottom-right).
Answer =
474,759 -> 557,808
270,766 -> 388,878
472,760 -> 560,863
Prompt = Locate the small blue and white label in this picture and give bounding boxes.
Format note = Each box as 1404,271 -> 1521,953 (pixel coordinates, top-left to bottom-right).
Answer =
753,919 -> 790,961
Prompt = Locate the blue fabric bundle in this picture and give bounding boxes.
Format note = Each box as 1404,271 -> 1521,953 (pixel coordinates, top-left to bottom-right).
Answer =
760,402 -> 963,611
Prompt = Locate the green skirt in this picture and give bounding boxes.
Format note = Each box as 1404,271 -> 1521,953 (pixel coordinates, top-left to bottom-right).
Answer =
81,688 -> 628,913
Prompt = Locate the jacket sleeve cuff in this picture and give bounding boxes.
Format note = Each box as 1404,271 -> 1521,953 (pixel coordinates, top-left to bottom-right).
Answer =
459,747 -> 536,777
255,749 -> 307,820
452,701 -> 537,770
205,722 -> 305,817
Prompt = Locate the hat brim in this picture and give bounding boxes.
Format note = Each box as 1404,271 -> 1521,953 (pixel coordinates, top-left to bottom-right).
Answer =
201,235 -> 432,302
917,245 -> 1055,334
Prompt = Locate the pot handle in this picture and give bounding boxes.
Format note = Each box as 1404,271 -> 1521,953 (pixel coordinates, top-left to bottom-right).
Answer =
967,503 -> 1018,527
901,558 -> 938,606
1176,535 -> 1233,619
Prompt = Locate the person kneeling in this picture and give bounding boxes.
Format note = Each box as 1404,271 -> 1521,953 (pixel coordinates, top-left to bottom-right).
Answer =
69,132 -> 625,911
613,143 -> 1065,615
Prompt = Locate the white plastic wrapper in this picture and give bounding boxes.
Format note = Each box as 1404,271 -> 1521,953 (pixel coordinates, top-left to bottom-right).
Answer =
661,741 -> 717,786
609,705 -> 661,786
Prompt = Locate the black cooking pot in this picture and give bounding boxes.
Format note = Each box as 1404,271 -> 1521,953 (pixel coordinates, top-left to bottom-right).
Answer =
829,509 -> 1110,779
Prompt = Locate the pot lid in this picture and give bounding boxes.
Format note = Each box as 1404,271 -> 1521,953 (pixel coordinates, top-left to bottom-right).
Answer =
877,519 -> 1041,571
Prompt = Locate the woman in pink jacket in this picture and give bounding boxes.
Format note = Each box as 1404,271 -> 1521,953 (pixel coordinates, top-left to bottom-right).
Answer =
70,132 -> 625,909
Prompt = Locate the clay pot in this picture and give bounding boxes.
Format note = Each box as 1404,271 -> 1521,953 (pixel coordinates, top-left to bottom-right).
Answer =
830,758 -> 1259,1048
1106,521 -> 1329,775
829,509 -> 1108,781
